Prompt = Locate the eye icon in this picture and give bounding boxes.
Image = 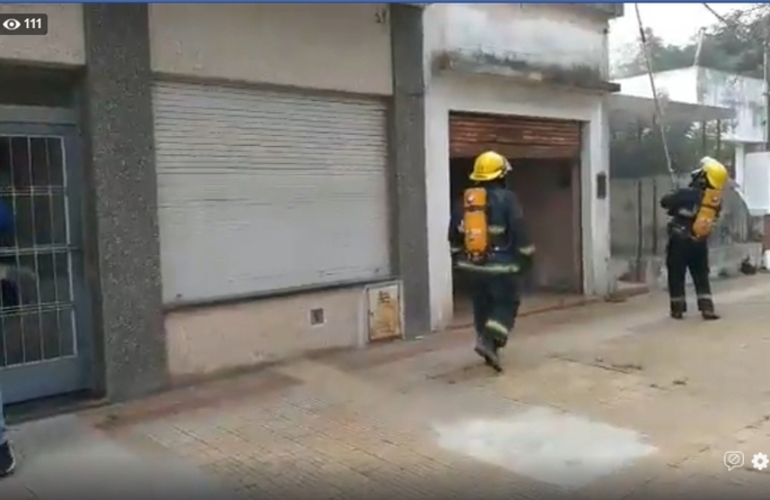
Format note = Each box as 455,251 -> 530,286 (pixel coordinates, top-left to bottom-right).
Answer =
2,18 -> 21,31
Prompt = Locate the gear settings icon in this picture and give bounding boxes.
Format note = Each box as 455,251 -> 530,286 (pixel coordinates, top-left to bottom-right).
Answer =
752,452 -> 769,471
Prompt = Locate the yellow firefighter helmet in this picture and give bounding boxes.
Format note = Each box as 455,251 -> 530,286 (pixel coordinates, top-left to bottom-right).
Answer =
697,156 -> 729,190
469,151 -> 512,182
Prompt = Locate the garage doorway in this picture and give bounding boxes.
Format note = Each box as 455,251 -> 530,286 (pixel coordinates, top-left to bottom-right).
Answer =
449,111 -> 583,323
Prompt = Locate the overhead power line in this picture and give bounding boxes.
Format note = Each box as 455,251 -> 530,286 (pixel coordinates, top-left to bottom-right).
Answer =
701,3 -> 729,25
634,3 -> 675,182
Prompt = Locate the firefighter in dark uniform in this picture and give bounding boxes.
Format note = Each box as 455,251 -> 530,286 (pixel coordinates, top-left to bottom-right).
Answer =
448,151 -> 534,372
660,156 -> 729,320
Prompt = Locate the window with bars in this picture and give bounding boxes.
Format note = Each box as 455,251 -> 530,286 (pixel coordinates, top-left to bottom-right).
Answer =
0,136 -> 76,367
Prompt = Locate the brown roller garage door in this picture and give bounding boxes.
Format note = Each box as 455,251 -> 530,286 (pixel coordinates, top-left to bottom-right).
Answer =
449,112 -> 581,159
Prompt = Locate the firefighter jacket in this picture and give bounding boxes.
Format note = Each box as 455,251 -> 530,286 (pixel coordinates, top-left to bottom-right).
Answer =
448,185 -> 535,274
660,185 -> 720,242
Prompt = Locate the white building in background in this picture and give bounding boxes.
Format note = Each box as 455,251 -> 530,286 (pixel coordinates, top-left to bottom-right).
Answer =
614,66 -> 767,190
617,66 -> 770,268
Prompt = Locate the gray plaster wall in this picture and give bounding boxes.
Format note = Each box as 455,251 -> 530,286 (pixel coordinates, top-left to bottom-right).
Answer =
74,4 -> 429,396
390,4 -> 431,337
610,242 -> 763,290
611,175 -> 755,257
82,3 -> 167,401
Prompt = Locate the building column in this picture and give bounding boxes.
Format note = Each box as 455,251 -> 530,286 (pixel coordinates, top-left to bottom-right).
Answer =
763,216 -> 770,269
734,143 -> 745,188
581,97 -> 612,297
389,5 -> 431,337
82,3 -> 167,401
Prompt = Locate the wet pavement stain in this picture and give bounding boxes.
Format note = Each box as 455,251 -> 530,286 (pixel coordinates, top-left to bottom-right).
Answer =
433,406 -> 657,491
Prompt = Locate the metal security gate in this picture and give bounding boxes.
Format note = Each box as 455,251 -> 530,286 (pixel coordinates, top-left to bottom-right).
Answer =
0,122 -> 91,404
153,81 -> 391,304
449,112 -> 582,159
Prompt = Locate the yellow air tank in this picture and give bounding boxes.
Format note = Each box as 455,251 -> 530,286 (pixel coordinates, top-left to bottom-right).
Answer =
691,188 -> 722,240
463,187 -> 489,262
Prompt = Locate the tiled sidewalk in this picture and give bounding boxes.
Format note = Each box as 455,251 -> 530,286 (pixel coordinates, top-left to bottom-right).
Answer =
6,274 -> 770,499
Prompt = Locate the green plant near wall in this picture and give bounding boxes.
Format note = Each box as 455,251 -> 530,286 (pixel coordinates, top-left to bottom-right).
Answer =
611,120 -> 735,179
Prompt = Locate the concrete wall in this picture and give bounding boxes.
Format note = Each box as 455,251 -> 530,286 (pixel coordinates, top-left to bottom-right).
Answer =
82,3 -> 167,401
610,175 -> 675,257
165,288 -> 364,379
148,3 -> 393,95
427,4 -> 610,78
145,5 -> 425,380
610,242 -> 763,290
389,5 -> 431,338
0,4 -> 84,66
611,174 -> 756,284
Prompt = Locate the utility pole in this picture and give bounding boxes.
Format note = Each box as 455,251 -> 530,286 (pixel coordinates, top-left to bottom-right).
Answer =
765,43 -> 770,150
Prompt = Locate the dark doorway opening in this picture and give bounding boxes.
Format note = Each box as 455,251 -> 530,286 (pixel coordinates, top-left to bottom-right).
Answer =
448,112 -> 584,326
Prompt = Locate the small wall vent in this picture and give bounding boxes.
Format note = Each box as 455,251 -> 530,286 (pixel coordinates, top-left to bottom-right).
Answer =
310,308 -> 325,326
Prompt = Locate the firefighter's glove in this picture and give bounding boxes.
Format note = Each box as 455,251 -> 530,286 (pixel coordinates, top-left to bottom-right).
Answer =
518,245 -> 536,272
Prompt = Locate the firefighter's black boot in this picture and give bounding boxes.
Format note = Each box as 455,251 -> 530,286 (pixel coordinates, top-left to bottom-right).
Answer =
697,298 -> 719,320
474,334 -> 502,372
0,440 -> 15,478
670,300 -> 686,320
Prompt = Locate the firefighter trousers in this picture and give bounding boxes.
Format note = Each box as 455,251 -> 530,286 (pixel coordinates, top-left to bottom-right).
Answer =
467,272 -> 520,347
665,235 -> 715,314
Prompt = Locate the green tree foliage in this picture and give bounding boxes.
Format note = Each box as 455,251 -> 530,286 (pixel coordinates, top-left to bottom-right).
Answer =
609,5 -> 761,179
611,120 -> 732,179
614,4 -> 770,79
614,28 -> 697,79
698,4 -> 770,78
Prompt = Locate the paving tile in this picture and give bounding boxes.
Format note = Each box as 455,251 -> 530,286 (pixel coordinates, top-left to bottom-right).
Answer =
56,276 -> 770,499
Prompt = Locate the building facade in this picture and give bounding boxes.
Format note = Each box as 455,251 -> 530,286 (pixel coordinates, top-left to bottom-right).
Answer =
422,3 -> 622,330
0,3 -> 620,405
0,3 -> 428,404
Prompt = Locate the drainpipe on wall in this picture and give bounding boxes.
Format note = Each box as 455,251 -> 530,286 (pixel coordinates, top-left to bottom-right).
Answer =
764,49 -> 770,266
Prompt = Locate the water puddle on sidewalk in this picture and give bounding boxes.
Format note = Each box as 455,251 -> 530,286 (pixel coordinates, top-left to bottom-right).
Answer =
433,406 -> 657,491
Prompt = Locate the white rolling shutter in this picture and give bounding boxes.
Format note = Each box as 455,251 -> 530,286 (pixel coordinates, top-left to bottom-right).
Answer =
153,81 -> 391,304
